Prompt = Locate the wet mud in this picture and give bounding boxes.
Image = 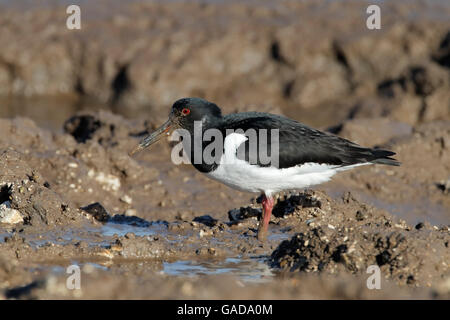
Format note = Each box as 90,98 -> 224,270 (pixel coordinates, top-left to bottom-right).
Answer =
0,110 -> 449,299
0,0 -> 449,299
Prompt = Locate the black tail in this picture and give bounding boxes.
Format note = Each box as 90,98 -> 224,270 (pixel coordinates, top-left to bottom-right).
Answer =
369,149 -> 401,166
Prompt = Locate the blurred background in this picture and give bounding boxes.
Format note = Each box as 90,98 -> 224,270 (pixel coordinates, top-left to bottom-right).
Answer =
1,0 -> 449,130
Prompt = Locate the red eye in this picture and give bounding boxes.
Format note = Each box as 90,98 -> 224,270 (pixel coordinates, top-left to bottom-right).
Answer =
182,108 -> 190,116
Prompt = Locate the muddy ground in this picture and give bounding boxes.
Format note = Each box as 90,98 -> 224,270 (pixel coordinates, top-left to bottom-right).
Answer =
0,110 -> 448,299
0,0 -> 449,299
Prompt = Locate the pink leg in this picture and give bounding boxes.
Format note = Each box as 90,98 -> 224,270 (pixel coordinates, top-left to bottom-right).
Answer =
257,194 -> 274,241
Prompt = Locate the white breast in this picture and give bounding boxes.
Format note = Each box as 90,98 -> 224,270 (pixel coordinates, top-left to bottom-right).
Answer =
204,133 -> 369,196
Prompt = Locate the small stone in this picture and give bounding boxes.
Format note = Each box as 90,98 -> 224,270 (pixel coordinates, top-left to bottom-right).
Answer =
415,222 -> 425,230
0,201 -> 23,224
376,250 -> 391,266
125,209 -> 137,217
30,171 -> 43,184
228,207 -> 261,222
94,172 -> 121,192
355,210 -> 366,221
120,195 -> 133,204
436,179 -> 450,194
195,248 -> 208,255
193,215 -> 218,227
80,202 -> 110,222
125,232 -> 135,239
406,275 -> 416,285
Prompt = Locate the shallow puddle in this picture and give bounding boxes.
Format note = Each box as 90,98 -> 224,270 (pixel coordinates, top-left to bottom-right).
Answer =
162,256 -> 275,282
0,216 -> 289,283
100,220 -> 167,238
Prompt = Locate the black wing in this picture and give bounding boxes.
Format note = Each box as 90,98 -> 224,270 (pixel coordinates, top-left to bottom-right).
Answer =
222,113 -> 400,169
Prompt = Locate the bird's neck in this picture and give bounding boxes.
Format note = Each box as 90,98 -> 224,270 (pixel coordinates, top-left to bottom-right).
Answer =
182,116 -> 224,173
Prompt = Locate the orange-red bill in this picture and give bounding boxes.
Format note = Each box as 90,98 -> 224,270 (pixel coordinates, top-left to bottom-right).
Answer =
129,119 -> 173,156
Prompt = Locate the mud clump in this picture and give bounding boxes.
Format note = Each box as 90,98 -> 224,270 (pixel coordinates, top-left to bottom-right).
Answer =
64,115 -> 102,144
270,193 -> 450,287
193,215 -> 219,227
112,234 -> 169,259
432,31 -> 450,69
81,202 -> 110,222
436,179 -> 450,195
272,193 -> 323,218
0,150 -> 83,228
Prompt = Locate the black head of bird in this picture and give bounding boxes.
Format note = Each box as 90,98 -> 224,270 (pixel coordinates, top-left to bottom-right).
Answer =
129,97 -> 221,155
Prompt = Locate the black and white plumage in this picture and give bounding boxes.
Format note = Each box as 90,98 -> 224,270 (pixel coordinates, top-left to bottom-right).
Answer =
130,97 -> 400,240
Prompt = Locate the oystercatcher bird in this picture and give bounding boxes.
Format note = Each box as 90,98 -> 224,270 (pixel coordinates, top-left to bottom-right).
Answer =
130,98 -> 400,240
